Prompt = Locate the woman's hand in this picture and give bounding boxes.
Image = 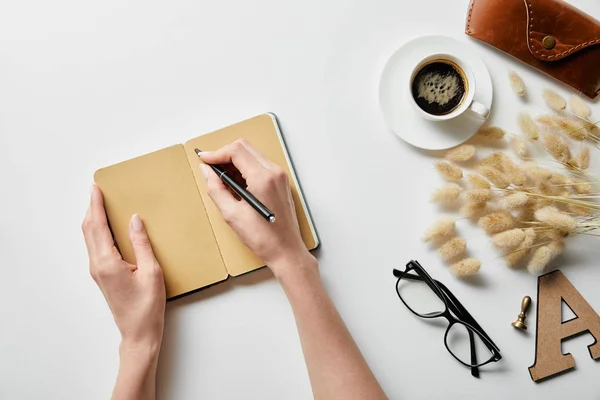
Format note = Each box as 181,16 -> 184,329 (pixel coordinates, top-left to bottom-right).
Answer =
201,141 -> 387,399
199,139 -> 315,279
82,186 -> 166,352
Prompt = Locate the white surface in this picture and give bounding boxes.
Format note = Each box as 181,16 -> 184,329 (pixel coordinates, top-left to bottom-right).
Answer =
1,1 -> 600,399
380,35 -> 492,149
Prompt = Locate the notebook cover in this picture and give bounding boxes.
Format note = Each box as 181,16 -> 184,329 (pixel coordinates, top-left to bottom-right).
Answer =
94,145 -> 228,299
184,113 -> 319,276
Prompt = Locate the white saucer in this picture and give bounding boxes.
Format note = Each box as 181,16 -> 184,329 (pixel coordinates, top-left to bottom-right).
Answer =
379,35 -> 493,150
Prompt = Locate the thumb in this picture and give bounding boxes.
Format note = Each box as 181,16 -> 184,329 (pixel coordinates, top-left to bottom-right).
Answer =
129,214 -> 158,269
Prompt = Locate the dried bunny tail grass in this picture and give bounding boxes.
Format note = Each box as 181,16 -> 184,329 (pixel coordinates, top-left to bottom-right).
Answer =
538,115 -> 587,141
509,71 -> 527,96
435,161 -> 463,181
431,183 -> 462,203
585,121 -> 600,137
566,128 -> 588,142
468,173 -> 491,189
477,126 -> 506,140
540,229 -> 565,242
439,237 -> 467,261
501,157 -> 527,186
547,184 -> 569,197
460,201 -> 487,217
577,147 -> 590,170
561,121 -> 587,141
571,179 -> 591,194
537,114 -> 573,128
464,189 -> 492,203
450,258 -> 481,278
537,182 -> 554,196
505,228 -> 536,268
451,258 -> 481,277
549,173 -> 571,185
477,153 -> 504,170
499,192 -> 528,210
541,131 -> 571,163
568,157 -> 580,169
538,179 -> 569,197
445,145 -> 476,162
543,89 -> 567,111
517,204 -> 537,223
535,206 -> 577,233
477,166 -> 510,189
531,196 -> 554,209
567,203 -> 591,216
531,196 -> 553,209
518,112 -> 539,140
527,246 -> 553,274
521,162 -> 553,181
561,120 -> 587,141
478,212 -> 514,234
422,217 -> 456,242
537,114 -> 562,128
547,239 -> 565,258
570,94 -> 592,119
493,228 -> 526,248
506,168 -> 527,187
510,136 -> 529,157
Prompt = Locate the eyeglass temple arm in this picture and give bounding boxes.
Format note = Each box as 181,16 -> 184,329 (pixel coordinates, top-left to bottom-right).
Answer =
400,273 -> 478,323
438,285 -> 482,376
435,280 -> 500,352
468,329 -> 479,378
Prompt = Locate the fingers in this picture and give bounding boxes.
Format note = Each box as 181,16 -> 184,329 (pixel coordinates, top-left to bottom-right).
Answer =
200,164 -> 244,223
237,140 -> 276,170
199,139 -> 266,177
128,214 -> 158,269
82,185 -> 117,261
200,164 -> 242,223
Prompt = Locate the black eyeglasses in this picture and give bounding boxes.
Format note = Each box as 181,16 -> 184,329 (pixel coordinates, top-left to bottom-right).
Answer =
393,260 -> 501,377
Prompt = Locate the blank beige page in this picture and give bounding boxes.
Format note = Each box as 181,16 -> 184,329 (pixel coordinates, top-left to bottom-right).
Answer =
94,145 -> 228,298
184,114 -> 318,277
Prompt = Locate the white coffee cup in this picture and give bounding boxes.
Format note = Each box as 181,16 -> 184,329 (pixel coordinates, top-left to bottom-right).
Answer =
409,53 -> 489,121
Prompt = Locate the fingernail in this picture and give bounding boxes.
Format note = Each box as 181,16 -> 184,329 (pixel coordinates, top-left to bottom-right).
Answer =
200,164 -> 208,179
198,151 -> 212,159
131,214 -> 144,232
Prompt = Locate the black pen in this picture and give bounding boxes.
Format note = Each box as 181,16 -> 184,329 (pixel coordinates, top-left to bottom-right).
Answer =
195,148 -> 276,223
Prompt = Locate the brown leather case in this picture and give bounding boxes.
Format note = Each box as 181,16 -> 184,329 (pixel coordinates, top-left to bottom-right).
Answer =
465,0 -> 600,99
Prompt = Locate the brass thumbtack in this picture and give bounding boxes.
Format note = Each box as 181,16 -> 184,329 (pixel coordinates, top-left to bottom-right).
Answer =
512,296 -> 532,330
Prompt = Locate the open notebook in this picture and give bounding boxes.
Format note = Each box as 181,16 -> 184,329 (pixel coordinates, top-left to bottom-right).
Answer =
94,114 -> 319,299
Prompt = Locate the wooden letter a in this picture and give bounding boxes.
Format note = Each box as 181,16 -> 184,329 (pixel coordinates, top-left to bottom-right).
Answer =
529,270 -> 600,382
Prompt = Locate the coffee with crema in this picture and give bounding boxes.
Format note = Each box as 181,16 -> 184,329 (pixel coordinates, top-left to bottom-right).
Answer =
411,61 -> 467,116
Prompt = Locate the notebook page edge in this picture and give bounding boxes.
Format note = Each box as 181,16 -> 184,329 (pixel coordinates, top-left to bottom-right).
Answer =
266,113 -> 320,250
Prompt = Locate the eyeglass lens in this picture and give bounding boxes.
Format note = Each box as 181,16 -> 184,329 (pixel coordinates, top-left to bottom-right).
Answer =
397,276 -> 445,317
